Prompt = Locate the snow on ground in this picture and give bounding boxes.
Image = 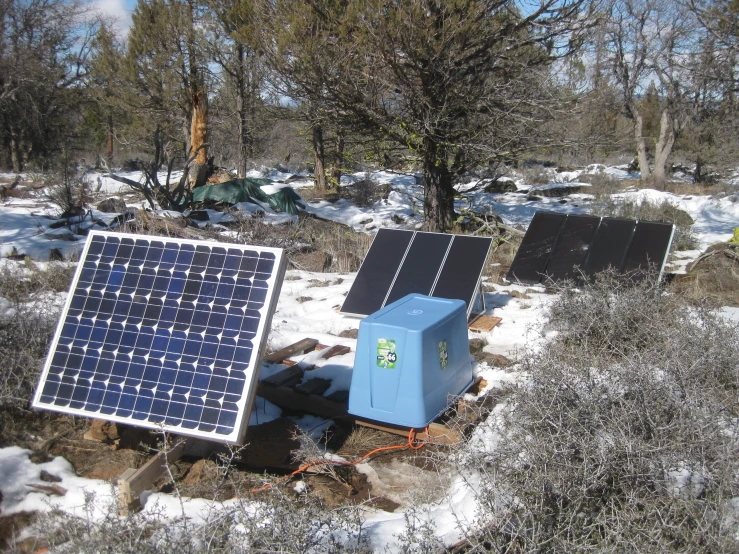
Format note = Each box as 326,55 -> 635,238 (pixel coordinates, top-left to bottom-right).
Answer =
1,165 -> 738,551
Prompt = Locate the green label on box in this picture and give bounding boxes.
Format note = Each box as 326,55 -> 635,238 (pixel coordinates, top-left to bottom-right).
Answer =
439,340 -> 449,370
376,338 -> 397,368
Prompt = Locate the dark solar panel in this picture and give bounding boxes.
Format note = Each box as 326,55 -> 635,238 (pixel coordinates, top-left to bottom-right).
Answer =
506,212 -> 566,284
33,231 -> 286,443
340,230 -> 493,317
622,221 -> 675,281
506,212 -> 674,286
384,232 -> 453,305
431,235 -> 493,307
340,228 -> 414,316
582,217 -> 636,276
543,214 -> 601,282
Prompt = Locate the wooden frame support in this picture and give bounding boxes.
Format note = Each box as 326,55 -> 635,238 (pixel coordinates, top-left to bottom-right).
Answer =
117,437 -> 195,515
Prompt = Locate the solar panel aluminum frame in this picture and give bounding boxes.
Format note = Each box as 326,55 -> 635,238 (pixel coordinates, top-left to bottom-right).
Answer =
32,231 -> 287,445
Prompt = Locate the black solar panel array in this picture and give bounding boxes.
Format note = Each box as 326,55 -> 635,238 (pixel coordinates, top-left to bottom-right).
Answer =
32,231 -> 286,444
340,229 -> 493,317
506,212 -> 675,285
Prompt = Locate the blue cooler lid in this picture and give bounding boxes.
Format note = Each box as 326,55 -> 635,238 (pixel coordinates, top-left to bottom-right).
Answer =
370,294 -> 465,331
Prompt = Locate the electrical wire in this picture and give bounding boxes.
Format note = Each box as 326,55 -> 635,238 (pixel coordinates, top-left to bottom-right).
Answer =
248,426 -> 430,494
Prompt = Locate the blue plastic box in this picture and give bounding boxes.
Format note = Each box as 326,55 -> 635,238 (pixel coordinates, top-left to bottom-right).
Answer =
348,294 -> 474,428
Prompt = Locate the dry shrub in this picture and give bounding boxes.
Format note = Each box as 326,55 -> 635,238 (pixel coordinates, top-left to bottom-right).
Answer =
0,261 -> 74,415
458,272 -> 739,552
594,197 -> 698,250
11,485 -> 370,553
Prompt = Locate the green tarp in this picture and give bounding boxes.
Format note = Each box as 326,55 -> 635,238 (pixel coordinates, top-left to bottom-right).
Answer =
268,187 -> 306,216
191,178 -> 306,215
191,178 -> 270,205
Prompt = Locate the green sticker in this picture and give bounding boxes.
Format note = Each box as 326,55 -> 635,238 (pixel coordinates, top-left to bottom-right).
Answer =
439,340 -> 449,370
376,338 -> 397,368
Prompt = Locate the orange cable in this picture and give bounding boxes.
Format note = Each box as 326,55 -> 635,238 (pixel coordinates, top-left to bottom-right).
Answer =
247,426 -> 430,495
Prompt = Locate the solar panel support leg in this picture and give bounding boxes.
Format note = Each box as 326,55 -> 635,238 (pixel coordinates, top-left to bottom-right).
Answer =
117,436 -> 195,515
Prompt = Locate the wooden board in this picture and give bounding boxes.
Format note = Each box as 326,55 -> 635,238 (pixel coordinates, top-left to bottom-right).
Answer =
319,345 -> 351,359
294,378 -> 332,396
264,338 -> 318,363
355,419 -> 463,445
117,437 -> 194,515
261,365 -> 305,388
256,382 -> 349,419
468,315 -> 502,332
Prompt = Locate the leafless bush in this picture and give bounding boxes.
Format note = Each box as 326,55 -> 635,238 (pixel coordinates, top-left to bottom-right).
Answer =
593,197 -> 698,250
519,165 -> 554,187
0,261 -> 73,413
45,172 -> 92,217
454,272 -> 739,552
12,481 -> 370,553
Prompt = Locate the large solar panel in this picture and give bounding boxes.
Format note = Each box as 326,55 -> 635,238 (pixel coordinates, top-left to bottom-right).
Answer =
621,221 -> 675,282
582,217 -> 636,276
340,228 -> 415,316
544,214 -> 600,282
340,230 -> 493,318
32,231 -> 286,444
506,212 -> 674,285
384,232 -> 453,305
506,212 -> 566,284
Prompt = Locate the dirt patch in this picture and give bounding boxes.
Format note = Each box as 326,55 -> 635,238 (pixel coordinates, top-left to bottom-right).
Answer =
0,511 -> 41,553
673,243 -> 739,307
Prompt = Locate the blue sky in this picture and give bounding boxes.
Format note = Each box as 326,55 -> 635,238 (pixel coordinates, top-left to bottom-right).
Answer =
90,0 -> 135,35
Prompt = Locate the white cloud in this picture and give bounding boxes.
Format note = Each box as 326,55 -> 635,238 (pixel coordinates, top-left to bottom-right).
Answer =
88,0 -> 132,36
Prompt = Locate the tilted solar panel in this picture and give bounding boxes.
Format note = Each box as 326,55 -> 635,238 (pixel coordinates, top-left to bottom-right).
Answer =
340,229 -> 493,318
621,220 -> 675,282
506,212 -> 566,284
506,212 -> 674,286
384,232 -> 453,305
32,231 -> 286,444
340,228 -> 414,317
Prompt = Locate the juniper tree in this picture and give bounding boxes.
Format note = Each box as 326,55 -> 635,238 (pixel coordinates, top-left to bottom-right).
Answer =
267,0 -> 592,231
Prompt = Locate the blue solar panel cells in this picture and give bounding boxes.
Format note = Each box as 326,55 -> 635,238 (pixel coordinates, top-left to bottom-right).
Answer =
34,232 -> 285,442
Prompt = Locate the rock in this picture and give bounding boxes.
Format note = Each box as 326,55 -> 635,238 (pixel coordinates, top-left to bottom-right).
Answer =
296,296 -> 312,303
96,198 -> 127,213
468,338 -> 486,354
509,290 -> 531,299
489,353 -> 513,367
339,328 -> 358,339
39,470 -> 61,483
484,180 -> 517,193
83,420 -> 120,443
182,459 -> 219,486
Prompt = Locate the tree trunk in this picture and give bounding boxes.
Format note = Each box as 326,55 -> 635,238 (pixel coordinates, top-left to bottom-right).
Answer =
652,109 -> 675,189
106,110 -> 114,163
10,134 -> 24,173
330,131 -> 344,187
235,44 -> 250,178
189,88 -> 209,188
422,139 -> 455,232
633,110 -> 652,185
312,124 -> 326,190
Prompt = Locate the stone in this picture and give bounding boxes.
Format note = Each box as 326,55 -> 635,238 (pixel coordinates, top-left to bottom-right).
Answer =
468,338 -> 486,354
96,197 -> 127,213
83,420 -> 120,442
182,459 -> 219,486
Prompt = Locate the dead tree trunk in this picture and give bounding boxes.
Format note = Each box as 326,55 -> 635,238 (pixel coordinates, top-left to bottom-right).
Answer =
652,109 -> 676,189
631,108 -> 652,185
189,88 -> 209,188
